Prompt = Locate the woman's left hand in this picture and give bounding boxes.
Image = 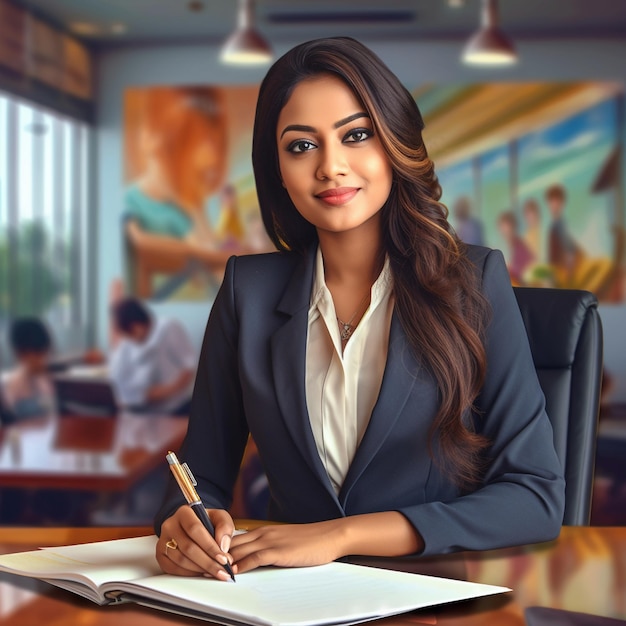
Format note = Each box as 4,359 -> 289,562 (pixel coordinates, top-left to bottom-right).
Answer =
229,521 -> 344,574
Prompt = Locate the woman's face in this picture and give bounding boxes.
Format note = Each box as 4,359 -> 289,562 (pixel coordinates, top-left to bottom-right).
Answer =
524,203 -> 540,227
276,74 -> 393,236
190,137 -> 222,195
498,218 -> 515,241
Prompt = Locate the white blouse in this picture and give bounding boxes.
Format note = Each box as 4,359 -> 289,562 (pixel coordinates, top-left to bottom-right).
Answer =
305,247 -> 394,494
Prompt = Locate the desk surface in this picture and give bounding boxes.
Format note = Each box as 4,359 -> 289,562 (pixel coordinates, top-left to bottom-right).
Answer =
0,525 -> 624,626
0,413 -> 187,491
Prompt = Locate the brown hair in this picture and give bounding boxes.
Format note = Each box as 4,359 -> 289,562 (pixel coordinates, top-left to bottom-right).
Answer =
523,198 -> 540,216
498,210 -> 519,231
252,37 -> 489,490
545,184 -> 566,203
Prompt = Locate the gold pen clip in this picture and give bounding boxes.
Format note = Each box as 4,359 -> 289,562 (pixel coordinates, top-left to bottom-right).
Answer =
167,452 -> 199,504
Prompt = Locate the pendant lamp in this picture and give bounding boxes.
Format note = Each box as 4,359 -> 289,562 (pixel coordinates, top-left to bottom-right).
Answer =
462,0 -> 517,66
220,0 -> 273,65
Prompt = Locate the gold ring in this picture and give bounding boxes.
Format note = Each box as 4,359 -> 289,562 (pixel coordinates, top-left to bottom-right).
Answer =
165,538 -> 178,556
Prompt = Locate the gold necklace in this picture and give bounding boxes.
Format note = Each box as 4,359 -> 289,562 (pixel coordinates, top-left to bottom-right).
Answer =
336,291 -> 370,343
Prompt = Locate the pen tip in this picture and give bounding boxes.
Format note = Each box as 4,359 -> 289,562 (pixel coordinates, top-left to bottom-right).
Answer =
225,563 -> 236,582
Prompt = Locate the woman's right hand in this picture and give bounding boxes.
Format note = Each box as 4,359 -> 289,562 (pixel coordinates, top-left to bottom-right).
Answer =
156,506 -> 235,580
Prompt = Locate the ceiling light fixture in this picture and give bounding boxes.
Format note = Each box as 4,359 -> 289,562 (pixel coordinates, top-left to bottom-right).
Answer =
220,0 -> 272,66
462,0 -> 517,66
111,23 -> 128,35
69,22 -> 101,36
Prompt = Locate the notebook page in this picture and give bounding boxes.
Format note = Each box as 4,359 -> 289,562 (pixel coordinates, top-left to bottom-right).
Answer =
118,561 -> 509,626
0,536 -> 160,597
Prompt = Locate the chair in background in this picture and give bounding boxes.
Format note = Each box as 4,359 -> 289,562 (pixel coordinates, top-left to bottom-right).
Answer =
513,287 -> 603,526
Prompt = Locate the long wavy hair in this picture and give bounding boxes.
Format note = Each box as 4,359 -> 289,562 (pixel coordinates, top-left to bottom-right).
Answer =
252,37 -> 489,490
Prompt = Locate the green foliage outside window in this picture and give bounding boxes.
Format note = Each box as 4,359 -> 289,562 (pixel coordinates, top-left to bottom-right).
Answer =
0,219 -> 69,318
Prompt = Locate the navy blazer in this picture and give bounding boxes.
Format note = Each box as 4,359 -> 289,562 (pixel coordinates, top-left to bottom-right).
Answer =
155,245 -> 565,555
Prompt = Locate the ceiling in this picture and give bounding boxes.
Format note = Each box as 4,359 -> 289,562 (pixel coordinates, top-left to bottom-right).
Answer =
418,81 -> 622,166
19,0 -> 626,47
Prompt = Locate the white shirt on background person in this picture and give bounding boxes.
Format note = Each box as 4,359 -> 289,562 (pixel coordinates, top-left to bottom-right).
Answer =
109,317 -> 197,414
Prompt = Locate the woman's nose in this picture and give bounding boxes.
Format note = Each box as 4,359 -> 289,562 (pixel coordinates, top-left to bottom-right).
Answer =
315,145 -> 349,181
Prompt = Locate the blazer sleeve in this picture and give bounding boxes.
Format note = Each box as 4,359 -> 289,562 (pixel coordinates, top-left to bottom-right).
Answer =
398,249 -> 566,555
154,256 -> 249,535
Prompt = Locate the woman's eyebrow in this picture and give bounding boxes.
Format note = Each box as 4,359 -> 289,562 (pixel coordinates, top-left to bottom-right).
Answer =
333,111 -> 369,129
279,111 -> 370,139
280,124 -> 315,139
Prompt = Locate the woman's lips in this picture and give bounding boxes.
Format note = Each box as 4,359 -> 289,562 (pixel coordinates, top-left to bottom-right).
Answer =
315,187 -> 359,206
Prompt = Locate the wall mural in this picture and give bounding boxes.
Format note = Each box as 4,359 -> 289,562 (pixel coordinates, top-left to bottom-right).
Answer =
425,83 -> 624,303
123,85 -> 272,302
124,81 -> 624,304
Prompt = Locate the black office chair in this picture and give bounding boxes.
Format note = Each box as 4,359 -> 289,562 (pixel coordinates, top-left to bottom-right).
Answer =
513,287 -> 603,526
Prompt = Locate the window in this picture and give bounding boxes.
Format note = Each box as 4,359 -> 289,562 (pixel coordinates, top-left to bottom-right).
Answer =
0,90 -> 91,358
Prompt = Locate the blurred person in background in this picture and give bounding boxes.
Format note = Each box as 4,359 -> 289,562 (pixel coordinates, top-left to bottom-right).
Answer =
545,184 -> 613,293
546,184 -> 581,283
0,383 -> 13,425
1,318 -> 55,422
522,198 -> 543,263
497,211 -> 535,285
453,196 -> 484,246
109,297 -> 196,415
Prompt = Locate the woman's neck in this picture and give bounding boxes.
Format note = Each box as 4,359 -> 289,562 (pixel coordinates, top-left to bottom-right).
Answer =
317,219 -> 384,290
137,161 -> 174,203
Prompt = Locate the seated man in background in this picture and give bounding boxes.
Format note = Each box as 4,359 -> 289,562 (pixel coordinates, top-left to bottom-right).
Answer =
2,318 -> 56,421
109,297 -> 196,415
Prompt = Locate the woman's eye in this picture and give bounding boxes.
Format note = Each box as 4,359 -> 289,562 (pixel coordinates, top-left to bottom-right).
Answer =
287,140 -> 316,153
344,128 -> 373,143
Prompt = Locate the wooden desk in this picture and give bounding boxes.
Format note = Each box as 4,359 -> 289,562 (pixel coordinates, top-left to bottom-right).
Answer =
0,526 -> 624,625
0,413 -> 187,492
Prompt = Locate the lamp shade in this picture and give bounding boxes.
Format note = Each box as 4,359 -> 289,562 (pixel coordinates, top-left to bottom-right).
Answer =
220,28 -> 272,64
462,27 -> 517,65
462,0 -> 517,66
220,0 -> 272,65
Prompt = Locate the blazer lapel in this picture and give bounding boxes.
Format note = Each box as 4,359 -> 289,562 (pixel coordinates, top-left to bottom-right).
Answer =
270,247 -> 340,503
339,314 -> 421,505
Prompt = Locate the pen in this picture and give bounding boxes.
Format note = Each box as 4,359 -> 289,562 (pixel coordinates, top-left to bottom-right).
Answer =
166,451 -> 236,582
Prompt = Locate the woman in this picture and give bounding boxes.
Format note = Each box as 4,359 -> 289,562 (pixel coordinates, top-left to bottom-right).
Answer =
2,318 -> 55,421
497,211 -> 535,285
522,198 -> 543,263
154,37 -> 565,581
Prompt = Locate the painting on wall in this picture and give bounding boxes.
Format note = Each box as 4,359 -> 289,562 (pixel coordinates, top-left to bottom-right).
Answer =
123,81 -> 625,305
417,81 -> 625,302
123,85 -> 272,301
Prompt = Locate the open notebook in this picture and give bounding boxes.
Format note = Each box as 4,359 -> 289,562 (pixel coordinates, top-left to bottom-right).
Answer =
0,535 -> 509,626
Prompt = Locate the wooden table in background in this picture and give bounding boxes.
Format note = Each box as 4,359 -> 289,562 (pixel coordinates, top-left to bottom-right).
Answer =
0,525 -> 624,626
0,413 -> 188,492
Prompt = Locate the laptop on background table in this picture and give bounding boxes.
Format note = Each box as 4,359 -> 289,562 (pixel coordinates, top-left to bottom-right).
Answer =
53,377 -> 119,418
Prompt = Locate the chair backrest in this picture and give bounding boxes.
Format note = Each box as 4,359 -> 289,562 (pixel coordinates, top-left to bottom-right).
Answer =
513,287 -> 603,526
